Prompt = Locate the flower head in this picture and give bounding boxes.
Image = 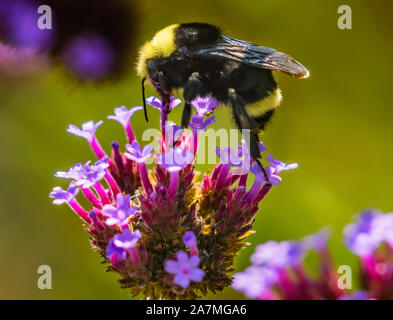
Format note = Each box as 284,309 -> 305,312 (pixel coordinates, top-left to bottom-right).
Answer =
49,182 -> 79,205
165,251 -> 205,288
106,228 -> 141,260
103,193 -> 138,228
50,95 -> 295,299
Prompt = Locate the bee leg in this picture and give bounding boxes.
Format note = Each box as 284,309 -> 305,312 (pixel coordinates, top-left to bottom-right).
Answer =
228,88 -> 270,183
172,73 -> 206,147
181,102 -> 192,128
156,71 -> 172,113
183,72 -> 206,124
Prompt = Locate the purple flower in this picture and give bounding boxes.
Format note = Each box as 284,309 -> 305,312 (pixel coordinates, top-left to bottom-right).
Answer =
55,162 -> 83,180
189,115 -> 215,131
146,96 -> 181,113
267,154 -> 298,173
303,228 -> 331,251
183,231 -> 197,248
49,182 -> 79,205
344,209 -> 385,256
159,148 -> 194,172
191,96 -> 219,116
108,106 -> 143,128
165,251 -> 205,288
251,240 -> 305,269
103,194 -> 138,228
67,120 -> 103,143
250,163 -> 281,185
232,266 -> 277,299
3,0 -> 53,50
125,141 -> 154,164
106,228 -> 142,260
62,34 -> 115,81
56,158 -> 109,188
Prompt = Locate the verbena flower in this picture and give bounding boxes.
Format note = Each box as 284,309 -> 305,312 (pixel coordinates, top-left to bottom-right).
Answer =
233,209 -> 393,300
191,95 -> 219,116
50,96 -> 297,299
103,193 -> 138,229
165,251 -> 205,289
106,228 -> 142,261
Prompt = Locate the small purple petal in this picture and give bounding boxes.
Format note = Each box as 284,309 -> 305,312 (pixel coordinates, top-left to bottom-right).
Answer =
108,106 -> 143,127
67,120 -> 103,142
49,182 -> 79,205
125,141 -> 154,163
183,231 -> 197,248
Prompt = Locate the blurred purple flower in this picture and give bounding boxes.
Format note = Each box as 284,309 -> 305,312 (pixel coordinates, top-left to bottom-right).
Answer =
2,0 -> 53,50
165,251 -> 205,288
251,240 -> 305,269
232,266 -> 277,299
343,209 -> 384,257
62,34 -> 115,81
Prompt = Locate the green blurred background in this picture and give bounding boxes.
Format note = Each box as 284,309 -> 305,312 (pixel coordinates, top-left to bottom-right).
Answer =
1,0 -> 393,299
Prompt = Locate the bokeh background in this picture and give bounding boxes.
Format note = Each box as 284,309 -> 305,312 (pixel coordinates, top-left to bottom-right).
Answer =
1,0 -> 392,299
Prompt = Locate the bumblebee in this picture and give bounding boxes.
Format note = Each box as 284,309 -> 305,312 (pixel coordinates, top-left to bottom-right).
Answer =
136,23 -> 309,177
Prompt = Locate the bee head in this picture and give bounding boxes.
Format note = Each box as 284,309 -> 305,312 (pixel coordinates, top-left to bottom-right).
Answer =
136,24 -> 179,78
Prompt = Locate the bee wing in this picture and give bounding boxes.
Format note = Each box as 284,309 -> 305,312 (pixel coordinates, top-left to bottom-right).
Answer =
195,35 -> 309,79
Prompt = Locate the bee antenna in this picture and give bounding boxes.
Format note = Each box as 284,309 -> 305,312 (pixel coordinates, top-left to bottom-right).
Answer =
142,78 -> 148,122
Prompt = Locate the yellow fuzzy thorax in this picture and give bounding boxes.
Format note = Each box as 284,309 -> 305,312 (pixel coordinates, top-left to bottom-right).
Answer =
246,88 -> 282,117
136,24 -> 179,78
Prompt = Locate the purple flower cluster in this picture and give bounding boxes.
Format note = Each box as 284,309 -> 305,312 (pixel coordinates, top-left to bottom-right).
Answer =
50,95 -> 297,299
233,209 -> 393,300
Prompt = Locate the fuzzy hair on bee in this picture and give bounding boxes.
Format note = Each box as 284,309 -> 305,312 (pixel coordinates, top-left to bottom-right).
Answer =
136,23 -> 309,179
